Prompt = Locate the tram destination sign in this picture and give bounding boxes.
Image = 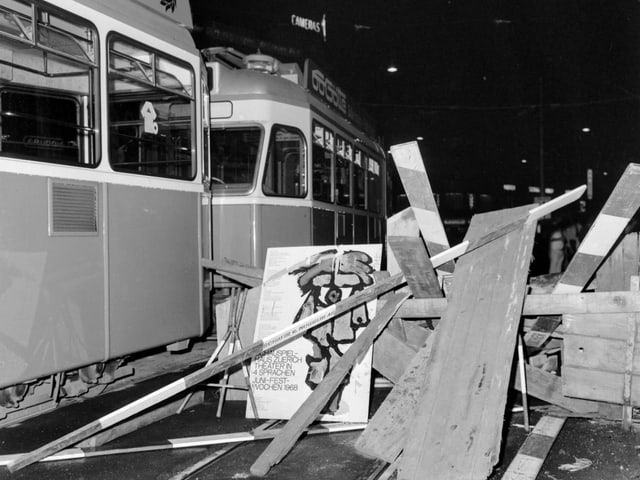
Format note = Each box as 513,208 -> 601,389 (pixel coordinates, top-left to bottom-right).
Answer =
304,59 -> 348,117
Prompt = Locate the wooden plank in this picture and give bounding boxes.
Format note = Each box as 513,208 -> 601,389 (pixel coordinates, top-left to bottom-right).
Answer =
356,329 -> 435,462
623,308 -> 638,428
76,391 -> 205,449
561,330 -> 640,371
398,205 -> 537,480
523,315 -> 561,349
555,163 -> 640,294
390,141 -> 453,273
6,273 -> 406,473
563,312 -> 632,339
397,290 -> 640,319
595,234 -> 640,292
249,293 -> 410,477
501,416 -> 566,480
562,366 -> 640,405
513,364 -> 600,415
372,328 -> 419,384
203,257 -> 264,288
387,236 -> 442,298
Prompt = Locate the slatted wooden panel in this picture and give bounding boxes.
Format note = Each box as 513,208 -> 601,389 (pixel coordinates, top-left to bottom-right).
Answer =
562,233 -> 640,406
397,205 -> 537,480
562,313 -> 640,405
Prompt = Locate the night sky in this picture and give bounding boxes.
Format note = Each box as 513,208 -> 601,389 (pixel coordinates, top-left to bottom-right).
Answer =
191,0 -> 640,214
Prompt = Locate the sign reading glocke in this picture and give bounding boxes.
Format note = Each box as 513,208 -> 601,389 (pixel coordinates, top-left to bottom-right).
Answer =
305,59 -> 348,116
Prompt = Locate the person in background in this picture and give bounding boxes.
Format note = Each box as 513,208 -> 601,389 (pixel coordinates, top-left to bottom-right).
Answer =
548,219 -> 566,273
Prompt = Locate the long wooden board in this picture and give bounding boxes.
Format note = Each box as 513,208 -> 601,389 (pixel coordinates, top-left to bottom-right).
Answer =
249,293 -> 409,477
398,205 -> 537,480
396,290 -> 640,319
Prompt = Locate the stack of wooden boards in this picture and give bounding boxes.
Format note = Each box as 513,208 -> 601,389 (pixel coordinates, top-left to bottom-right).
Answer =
7,144 -> 640,480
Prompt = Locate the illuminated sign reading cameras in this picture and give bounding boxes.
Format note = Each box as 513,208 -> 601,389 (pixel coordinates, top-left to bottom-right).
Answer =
310,68 -> 347,115
291,14 -> 322,33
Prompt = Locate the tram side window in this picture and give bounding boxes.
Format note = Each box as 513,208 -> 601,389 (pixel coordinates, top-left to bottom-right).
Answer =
0,0 -> 97,165
263,125 -> 307,197
367,157 -> 383,213
335,136 -> 352,206
108,36 -> 195,180
353,150 -> 366,210
312,122 -> 333,203
210,127 -> 261,193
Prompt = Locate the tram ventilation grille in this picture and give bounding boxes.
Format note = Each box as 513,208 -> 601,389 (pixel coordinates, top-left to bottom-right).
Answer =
49,182 -> 98,235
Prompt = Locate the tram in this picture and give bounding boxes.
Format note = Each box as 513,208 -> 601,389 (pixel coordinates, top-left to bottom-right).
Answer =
204,48 -> 387,287
0,0 -> 210,422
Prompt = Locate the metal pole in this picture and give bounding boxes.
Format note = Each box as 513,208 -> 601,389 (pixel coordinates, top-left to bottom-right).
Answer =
539,77 -> 544,193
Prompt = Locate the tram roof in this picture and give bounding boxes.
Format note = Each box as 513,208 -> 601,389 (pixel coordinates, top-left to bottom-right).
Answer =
77,0 -> 195,50
206,48 -> 381,142
212,64 -> 309,106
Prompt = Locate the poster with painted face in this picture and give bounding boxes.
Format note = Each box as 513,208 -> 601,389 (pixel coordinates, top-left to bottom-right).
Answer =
246,244 -> 382,422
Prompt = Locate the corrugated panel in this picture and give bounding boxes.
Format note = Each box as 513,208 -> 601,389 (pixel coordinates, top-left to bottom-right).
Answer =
50,182 -> 98,234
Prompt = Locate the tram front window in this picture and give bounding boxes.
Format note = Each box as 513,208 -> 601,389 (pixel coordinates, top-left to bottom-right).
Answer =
262,125 -> 306,198
210,127 -> 261,194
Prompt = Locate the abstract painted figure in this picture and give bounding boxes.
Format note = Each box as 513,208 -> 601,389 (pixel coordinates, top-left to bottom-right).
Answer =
290,249 -> 375,414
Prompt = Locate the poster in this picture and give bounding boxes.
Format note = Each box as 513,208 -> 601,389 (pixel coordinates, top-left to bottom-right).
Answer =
247,244 -> 382,423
